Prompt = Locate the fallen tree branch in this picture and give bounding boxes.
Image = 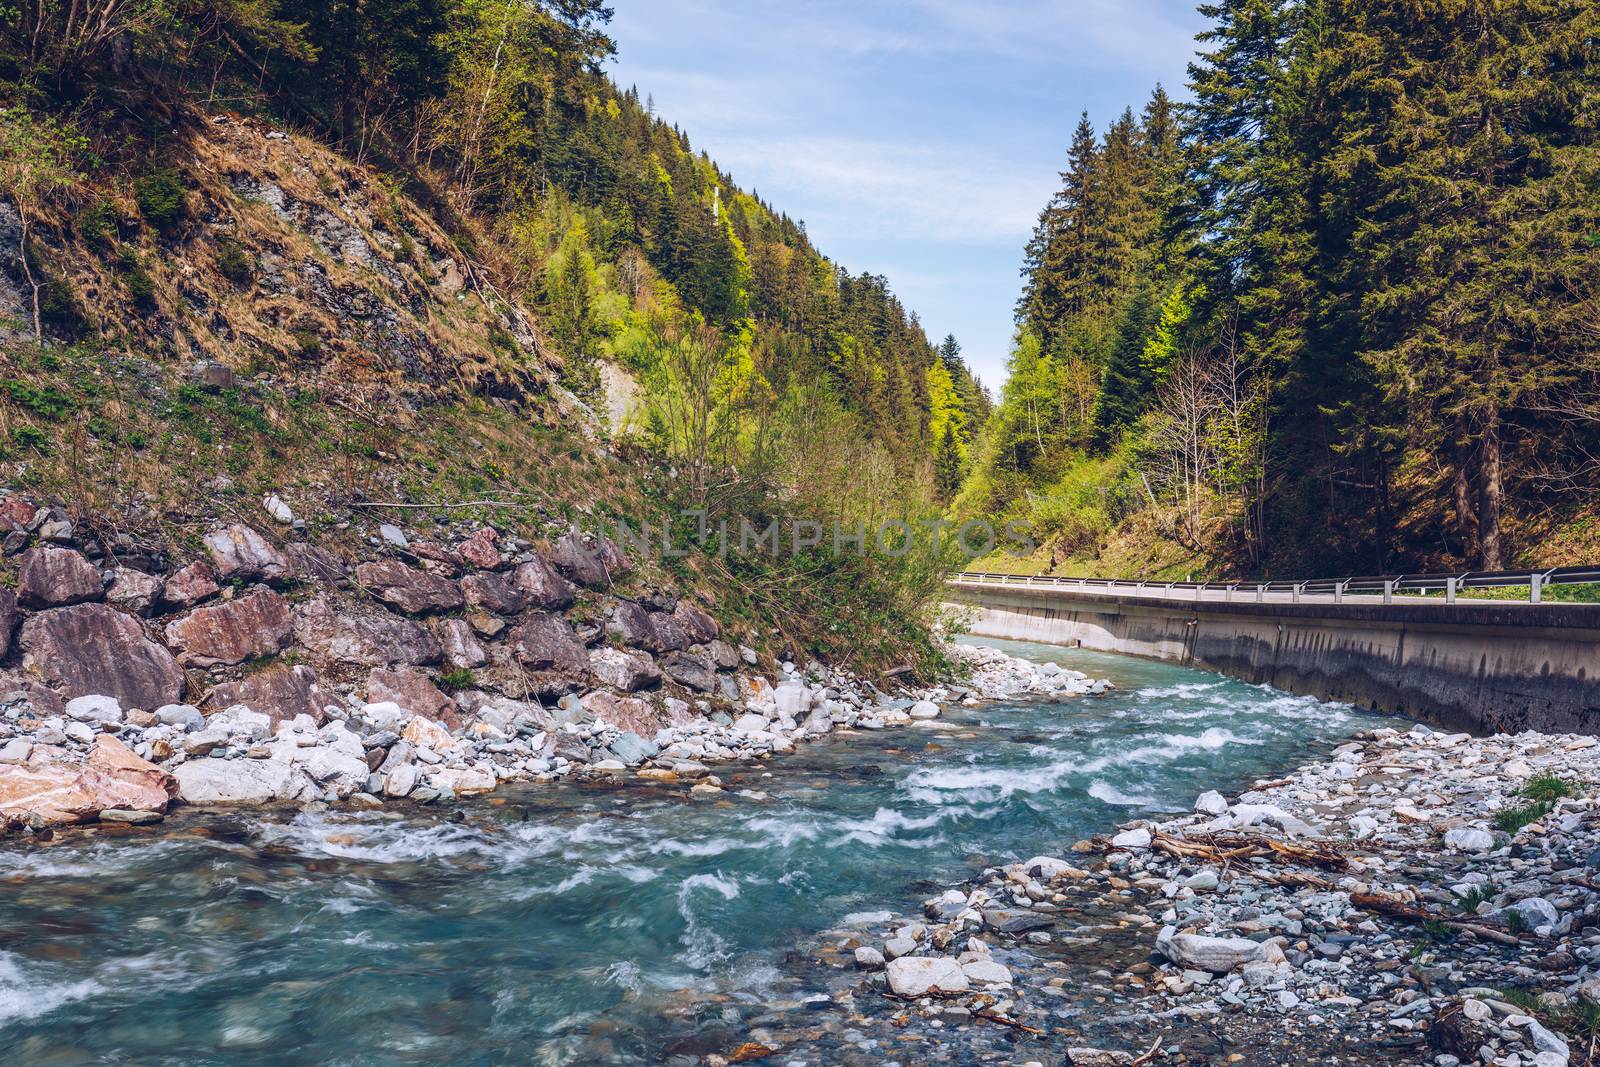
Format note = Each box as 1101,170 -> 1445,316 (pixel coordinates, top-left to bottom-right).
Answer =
1131,1030 -> 1167,1065
973,1009 -> 1044,1035
1349,891 -> 1523,946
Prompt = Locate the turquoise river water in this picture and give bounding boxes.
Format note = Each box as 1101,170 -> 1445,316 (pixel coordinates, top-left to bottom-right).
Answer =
0,638 -> 1397,1064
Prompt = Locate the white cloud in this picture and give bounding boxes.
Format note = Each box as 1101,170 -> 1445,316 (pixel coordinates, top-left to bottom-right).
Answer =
709,134 -> 1050,244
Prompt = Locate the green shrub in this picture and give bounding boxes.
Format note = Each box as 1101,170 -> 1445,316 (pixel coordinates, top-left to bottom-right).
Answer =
78,200 -> 118,247
437,668 -> 476,692
217,240 -> 255,284
10,425 -> 49,453
1494,802 -> 1550,835
118,248 -> 156,310
291,328 -> 322,357
135,169 -> 187,232
1521,774 -> 1576,805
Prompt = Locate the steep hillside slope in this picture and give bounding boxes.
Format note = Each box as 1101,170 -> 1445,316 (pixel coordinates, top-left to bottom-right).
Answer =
2,112 -> 563,411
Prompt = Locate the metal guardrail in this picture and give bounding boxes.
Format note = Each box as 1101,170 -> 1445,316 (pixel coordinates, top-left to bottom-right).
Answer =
952,566 -> 1600,606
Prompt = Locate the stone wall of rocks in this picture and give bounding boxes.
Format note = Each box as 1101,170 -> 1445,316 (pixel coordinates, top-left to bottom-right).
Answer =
0,500 -> 1109,832
0,491 -> 755,829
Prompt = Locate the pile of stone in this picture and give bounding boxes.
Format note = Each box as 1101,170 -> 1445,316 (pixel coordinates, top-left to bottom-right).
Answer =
827,724 -> 1600,1065
945,642 -> 1113,701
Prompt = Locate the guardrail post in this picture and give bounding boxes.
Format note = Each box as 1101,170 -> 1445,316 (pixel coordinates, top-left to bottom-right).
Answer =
1334,579 -> 1347,603
1383,579 -> 1393,606
1293,582 -> 1303,604
1531,572 -> 1542,604
1256,584 -> 1265,603
1446,576 -> 1457,604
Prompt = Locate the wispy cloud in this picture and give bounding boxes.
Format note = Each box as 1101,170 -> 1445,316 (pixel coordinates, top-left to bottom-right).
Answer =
712,134 -> 1048,244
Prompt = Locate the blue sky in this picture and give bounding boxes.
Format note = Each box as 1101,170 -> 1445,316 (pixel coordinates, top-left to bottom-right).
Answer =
606,0 -> 1211,392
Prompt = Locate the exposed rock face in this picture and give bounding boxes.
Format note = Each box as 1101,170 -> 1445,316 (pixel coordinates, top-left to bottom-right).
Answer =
106,568 -> 164,616
649,612 -> 690,652
356,560 -> 464,614
366,667 -> 458,726
20,603 -> 185,709
457,528 -> 502,569
550,532 -> 609,588
293,598 -> 442,667
439,618 -> 487,669
205,665 -> 339,725
607,600 -> 660,651
203,524 -> 294,581
589,647 -> 661,692
660,651 -> 716,693
162,561 -> 221,610
672,601 -> 720,644
510,613 -> 590,675
0,588 -> 17,658
164,588 -> 294,667
460,573 -> 526,616
17,546 -> 103,608
511,556 -> 575,610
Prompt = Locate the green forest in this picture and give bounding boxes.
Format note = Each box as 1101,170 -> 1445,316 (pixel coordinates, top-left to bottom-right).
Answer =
0,0 -> 989,523
3,0 -> 1597,590
959,0 -> 1600,579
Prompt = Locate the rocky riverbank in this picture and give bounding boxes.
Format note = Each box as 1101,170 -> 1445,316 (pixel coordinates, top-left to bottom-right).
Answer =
0,505 -> 1108,834
786,723 -> 1600,1066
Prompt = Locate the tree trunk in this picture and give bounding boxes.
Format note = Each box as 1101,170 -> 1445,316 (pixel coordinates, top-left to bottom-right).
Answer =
1477,408 -> 1504,570
1452,446 -> 1478,561
17,214 -> 41,341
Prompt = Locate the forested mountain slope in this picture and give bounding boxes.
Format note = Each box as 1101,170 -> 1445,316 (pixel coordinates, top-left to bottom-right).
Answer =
0,0 -> 987,673
961,0 -> 1600,579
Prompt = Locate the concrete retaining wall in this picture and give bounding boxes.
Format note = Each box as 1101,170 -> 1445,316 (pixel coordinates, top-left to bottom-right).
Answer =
947,581 -> 1600,735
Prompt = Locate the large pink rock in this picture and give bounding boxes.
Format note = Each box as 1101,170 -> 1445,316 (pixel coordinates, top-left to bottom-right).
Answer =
203,524 -> 294,582
460,573 -> 525,616
0,759 -> 95,824
162,561 -> 220,610
580,690 -> 663,735
205,664 -> 340,726
20,603 -> 185,710
0,736 -> 173,825
80,734 -> 176,811
16,546 -> 103,608
367,667 -> 459,727
356,560 -> 464,614
511,556 -> 575,610
293,598 -> 442,667
457,528 -> 502,569
164,588 -> 293,667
